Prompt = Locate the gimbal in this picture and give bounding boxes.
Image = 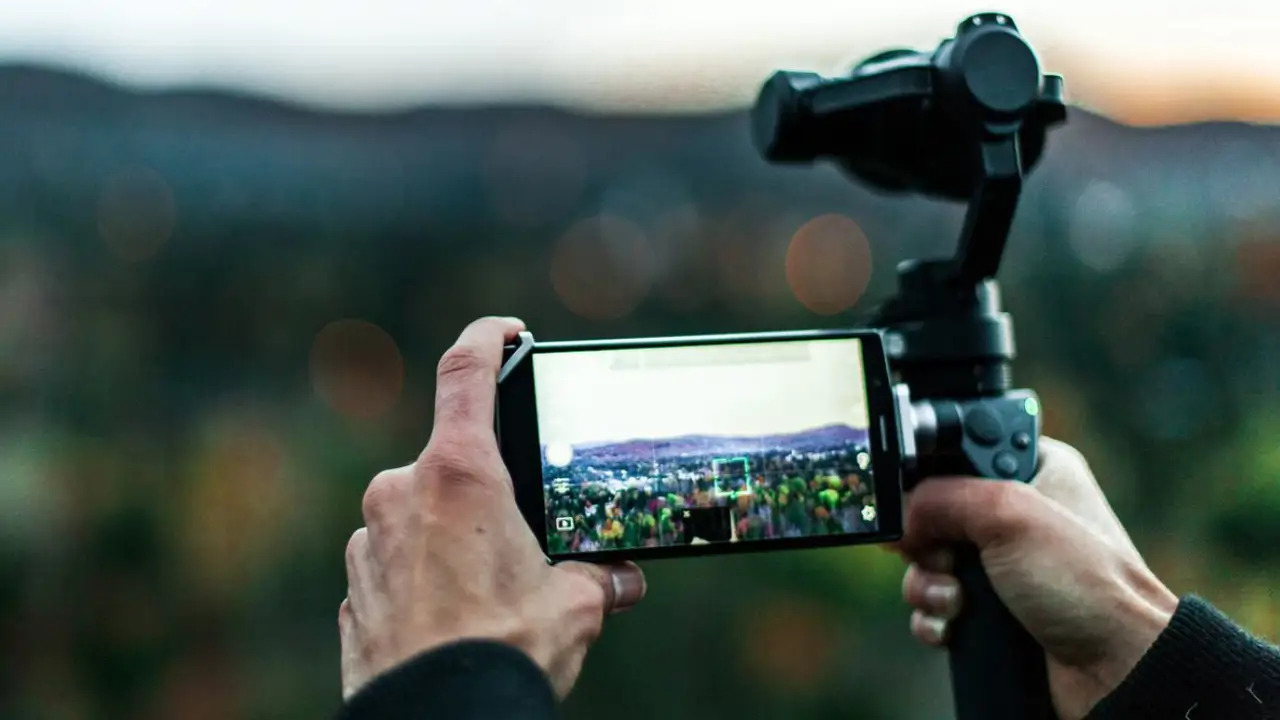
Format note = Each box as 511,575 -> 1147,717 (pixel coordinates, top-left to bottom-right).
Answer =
752,12 -> 1067,720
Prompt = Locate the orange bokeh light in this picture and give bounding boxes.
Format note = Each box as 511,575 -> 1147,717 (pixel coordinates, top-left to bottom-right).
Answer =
97,166 -> 177,262
1233,238 -> 1280,311
181,412 -> 291,601
550,215 -> 655,320
738,598 -> 837,692
785,214 -> 873,315
310,319 -> 405,421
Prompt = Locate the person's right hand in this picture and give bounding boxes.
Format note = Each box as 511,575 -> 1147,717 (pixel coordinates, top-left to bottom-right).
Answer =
896,437 -> 1179,720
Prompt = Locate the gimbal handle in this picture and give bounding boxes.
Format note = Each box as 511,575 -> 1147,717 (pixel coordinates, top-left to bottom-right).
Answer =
896,386 -> 1054,720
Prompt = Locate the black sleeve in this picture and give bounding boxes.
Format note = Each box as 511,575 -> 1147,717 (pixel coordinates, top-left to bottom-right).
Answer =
1086,595 -> 1280,720
336,640 -> 559,720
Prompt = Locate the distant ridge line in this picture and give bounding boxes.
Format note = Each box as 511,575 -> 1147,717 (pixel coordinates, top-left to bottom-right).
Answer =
0,62 -> 1257,134
543,423 -> 870,464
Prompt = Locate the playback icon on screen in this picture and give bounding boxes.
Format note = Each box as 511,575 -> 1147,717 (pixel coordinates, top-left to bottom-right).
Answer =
555,517 -> 574,531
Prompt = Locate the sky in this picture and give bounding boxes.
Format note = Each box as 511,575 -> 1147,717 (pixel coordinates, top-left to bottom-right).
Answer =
0,1 -> 1278,123
532,338 -> 869,449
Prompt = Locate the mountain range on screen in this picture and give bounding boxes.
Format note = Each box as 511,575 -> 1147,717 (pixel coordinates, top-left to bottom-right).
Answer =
547,423 -> 868,462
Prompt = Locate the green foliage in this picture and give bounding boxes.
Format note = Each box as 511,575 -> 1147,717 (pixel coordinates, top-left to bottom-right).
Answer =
1207,414 -> 1280,567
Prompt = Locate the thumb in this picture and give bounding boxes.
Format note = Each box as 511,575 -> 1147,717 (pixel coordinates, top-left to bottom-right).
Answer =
555,561 -> 647,615
899,477 -> 1044,558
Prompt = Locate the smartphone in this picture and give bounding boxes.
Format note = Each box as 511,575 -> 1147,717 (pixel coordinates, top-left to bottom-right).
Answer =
496,328 -> 903,563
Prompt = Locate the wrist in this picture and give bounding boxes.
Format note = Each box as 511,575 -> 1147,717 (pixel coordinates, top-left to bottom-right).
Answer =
1092,565 -> 1177,694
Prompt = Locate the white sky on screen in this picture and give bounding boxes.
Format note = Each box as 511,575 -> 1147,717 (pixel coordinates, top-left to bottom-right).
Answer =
0,0 -> 1276,114
532,339 -> 869,448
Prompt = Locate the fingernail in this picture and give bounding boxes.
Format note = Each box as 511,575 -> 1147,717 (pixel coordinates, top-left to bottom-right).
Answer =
919,615 -> 948,644
925,582 -> 960,618
609,565 -> 646,614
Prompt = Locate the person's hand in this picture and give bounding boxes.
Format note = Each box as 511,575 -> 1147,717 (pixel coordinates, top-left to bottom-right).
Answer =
339,316 -> 647,701
896,437 -> 1178,720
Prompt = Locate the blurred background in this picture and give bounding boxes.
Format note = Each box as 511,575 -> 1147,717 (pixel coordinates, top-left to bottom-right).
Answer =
1,1 -> 1279,718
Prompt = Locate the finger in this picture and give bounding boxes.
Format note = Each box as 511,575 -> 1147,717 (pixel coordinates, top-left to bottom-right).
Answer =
910,609 -> 950,647
901,563 -> 962,620
338,598 -> 362,700
430,316 -> 526,445
557,561 -> 647,615
898,476 -> 1041,559
344,528 -> 371,611
362,469 -> 411,528
885,541 -> 954,573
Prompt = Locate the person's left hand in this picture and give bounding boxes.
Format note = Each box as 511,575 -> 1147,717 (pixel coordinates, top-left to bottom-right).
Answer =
339,316 -> 647,701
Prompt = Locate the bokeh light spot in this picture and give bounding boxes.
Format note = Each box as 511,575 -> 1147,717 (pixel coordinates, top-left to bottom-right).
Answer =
310,319 -> 405,421
739,598 -> 836,692
545,443 -> 574,468
1233,238 -> 1280,310
785,214 -> 872,315
97,166 -> 177,262
182,412 -> 290,600
146,646 -> 241,720
1068,181 -> 1138,273
550,215 -> 654,320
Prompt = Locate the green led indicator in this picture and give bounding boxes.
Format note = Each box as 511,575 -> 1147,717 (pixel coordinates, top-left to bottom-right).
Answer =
1024,397 -> 1040,416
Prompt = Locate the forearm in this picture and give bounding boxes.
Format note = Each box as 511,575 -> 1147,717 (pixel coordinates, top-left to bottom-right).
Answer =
336,640 -> 559,720
1086,595 -> 1280,720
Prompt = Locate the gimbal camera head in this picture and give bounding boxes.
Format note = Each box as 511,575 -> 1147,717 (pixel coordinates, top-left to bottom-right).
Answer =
752,13 -> 1066,720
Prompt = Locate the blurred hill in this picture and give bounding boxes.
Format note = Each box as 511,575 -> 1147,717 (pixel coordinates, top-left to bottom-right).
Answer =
2,63 -> 1279,234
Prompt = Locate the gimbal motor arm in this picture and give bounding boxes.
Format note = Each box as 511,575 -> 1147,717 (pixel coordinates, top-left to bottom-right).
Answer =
752,13 -> 1067,720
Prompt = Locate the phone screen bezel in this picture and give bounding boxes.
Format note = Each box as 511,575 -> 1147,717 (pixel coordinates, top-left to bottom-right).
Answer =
496,328 -> 903,563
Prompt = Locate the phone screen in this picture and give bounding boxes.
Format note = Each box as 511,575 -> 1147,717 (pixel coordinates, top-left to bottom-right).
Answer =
532,336 -> 879,557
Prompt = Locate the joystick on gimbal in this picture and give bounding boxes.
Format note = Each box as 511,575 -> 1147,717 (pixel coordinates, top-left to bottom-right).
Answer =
752,13 -> 1067,720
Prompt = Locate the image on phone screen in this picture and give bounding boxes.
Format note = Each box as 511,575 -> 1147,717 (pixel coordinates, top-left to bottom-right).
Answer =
532,337 -> 878,557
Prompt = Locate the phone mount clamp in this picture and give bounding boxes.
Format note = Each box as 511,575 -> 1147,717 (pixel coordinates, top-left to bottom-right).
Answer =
752,12 -> 1066,720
